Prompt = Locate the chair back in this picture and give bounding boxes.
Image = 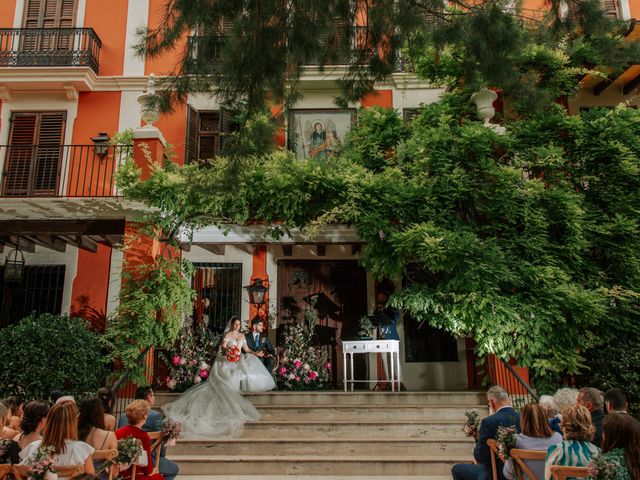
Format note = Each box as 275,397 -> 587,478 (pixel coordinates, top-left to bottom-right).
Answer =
92,449 -> 118,480
147,431 -> 163,473
510,449 -> 546,480
487,439 -> 503,480
0,464 -> 12,480
12,464 -> 84,479
549,465 -> 589,480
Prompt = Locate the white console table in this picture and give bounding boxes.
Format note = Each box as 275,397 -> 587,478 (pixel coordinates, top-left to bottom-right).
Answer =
342,339 -> 401,392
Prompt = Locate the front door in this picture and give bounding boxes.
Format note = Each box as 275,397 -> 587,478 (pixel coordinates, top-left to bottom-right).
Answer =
277,260 -> 368,387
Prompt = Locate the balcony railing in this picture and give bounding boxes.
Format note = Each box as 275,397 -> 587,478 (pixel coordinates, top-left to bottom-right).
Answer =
0,144 -> 131,198
0,28 -> 101,73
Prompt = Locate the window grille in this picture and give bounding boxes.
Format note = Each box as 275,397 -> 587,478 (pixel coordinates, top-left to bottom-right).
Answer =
191,262 -> 243,332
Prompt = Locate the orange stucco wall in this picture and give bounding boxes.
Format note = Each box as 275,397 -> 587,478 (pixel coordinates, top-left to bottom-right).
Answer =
361,90 -> 394,108
83,0 -> 128,76
72,92 -> 122,143
70,243 -> 112,330
630,0 -> 640,19
0,0 -> 16,28
271,103 -> 286,148
145,0 -> 187,76
154,105 -> 187,165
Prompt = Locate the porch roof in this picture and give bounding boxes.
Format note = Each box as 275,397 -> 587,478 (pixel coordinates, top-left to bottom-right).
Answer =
184,225 -> 364,245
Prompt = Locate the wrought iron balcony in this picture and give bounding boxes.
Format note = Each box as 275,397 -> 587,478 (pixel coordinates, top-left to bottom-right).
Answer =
0,28 -> 101,73
0,144 -> 131,198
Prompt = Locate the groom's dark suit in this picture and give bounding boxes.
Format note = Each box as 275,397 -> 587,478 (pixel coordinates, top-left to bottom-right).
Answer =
246,331 -> 276,373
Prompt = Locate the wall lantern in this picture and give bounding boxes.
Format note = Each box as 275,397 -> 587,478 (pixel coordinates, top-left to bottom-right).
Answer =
470,87 -> 506,135
138,73 -> 160,128
4,247 -> 25,283
244,278 -> 268,307
91,132 -> 110,159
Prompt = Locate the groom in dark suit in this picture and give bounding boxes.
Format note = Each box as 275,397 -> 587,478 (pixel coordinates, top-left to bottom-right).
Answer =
246,317 -> 276,373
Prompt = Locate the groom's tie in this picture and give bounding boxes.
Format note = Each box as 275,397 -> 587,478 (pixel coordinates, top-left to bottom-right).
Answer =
253,332 -> 259,348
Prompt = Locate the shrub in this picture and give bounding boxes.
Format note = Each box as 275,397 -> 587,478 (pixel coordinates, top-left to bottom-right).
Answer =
0,313 -> 107,400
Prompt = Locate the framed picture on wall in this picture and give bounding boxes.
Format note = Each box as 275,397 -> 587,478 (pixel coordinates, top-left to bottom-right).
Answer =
288,109 -> 357,160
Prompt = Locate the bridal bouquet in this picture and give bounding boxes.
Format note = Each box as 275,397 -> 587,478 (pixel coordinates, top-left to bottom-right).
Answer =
226,345 -> 241,363
462,410 -> 481,440
495,425 -> 518,459
162,418 -> 183,447
586,453 -> 620,480
24,445 -> 55,480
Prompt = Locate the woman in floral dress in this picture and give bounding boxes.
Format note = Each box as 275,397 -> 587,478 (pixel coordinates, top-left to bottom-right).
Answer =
599,413 -> 640,480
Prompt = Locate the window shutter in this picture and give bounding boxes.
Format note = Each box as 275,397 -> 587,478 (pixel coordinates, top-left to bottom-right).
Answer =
23,0 -> 43,28
23,0 -> 77,28
601,0 -> 621,18
219,108 -> 233,152
2,112 -> 65,196
186,106 -> 199,164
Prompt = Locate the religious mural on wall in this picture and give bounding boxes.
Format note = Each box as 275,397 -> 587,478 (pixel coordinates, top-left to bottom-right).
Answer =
288,109 -> 356,160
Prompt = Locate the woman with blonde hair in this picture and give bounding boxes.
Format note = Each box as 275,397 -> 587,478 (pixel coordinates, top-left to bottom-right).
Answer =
544,405 -> 599,480
19,401 -> 95,476
503,403 -> 562,480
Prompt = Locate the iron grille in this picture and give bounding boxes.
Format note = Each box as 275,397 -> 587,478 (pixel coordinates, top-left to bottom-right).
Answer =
0,28 -> 101,73
0,264 -> 65,329
191,263 -> 243,332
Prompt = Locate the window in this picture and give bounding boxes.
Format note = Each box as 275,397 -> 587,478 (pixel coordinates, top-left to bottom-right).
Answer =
403,108 -> 423,123
186,107 -> 236,163
404,314 -> 459,363
2,111 -> 66,196
0,264 -> 66,329
191,263 -> 243,332
23,0 -> 78,28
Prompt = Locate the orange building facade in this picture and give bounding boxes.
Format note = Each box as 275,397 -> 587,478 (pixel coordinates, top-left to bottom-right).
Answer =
0,0 -> 637,391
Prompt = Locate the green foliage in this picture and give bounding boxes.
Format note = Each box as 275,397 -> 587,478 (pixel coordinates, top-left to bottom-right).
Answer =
118,100 -> 640,383
0,314 -> 107,400
102,254 -> 195,384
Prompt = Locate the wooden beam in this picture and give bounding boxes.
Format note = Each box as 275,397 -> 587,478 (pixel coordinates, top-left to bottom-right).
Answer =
623,72 -> 640,95
316,244 -> 326,256
282,245 -> 293,256
593,78 -> 613,96
199,244 -> 226,255
179,242 -> 192,252
59,235 -> 98,253
0,219 -> 125,236
5,236 -> 36,253
97,234 -> 124,248
25,235 -> 67,253
351,244 -> 362,255
237,244 -> 258,255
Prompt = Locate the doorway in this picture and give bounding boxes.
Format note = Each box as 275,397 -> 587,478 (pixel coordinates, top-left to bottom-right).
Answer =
277,260 -> 368,387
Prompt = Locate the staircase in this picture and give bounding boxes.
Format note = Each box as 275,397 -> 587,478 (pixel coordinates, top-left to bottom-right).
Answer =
154,391 -> 486,479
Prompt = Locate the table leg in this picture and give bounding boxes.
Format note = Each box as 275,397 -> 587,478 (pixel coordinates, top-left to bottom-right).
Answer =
350,353 -> 354,392
343,352 -> 348,392
396,352 -> 401,390
390,351 -> 395,392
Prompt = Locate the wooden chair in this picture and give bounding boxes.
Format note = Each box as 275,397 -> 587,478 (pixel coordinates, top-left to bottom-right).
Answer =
130,432 -> 163,478
549,465 -> 589,480
487,439 -> 506,480
12,464 -> 85,479
92,449 -> 118,480
0,464 -> 12,480
510,449 -> 546,480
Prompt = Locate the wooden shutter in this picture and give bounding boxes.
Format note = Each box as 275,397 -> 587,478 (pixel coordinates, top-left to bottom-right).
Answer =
601,0 -> 621,18
2,112 -> 65,196
23,0 -> 77,28
219,108 -> 233,153
186,106 -> 199,164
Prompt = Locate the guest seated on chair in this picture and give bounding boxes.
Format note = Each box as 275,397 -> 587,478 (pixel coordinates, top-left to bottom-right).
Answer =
599,412 -> 640,480
577,387 -> 605,447
544,405 -> 599,480
604,388 -> 631,415
0,401 -> 20,464
14,401 -> 49,450
451,385 -> 520,480
20,402 -> 95,476
503,404 -> 562,480
97,388 -> 116,432
78,397 -> 118,473
117,387 -> 177,480
4,395 -> 24,433
115,400 -> 162,480
538,395 -> 562,436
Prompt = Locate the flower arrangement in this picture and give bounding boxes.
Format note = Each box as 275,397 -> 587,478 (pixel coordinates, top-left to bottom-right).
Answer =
226,345 -> 241,363
495,425 -> 518,459
114,437 -> 143,470
586,453 -> 620,480
278,305 -> 331,391
162,321 -> 220,392
161,419 -> 183,447
24,445 -> 55,480
358,315 -> 374,339
0,439 -> 13,459
463,410 -> 481,440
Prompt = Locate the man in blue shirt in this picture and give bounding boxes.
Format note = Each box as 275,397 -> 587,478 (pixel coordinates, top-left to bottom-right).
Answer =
451,385 -> 520,480
117,386 -> 179,480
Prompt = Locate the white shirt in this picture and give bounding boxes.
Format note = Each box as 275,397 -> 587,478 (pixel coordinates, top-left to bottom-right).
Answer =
20,439 -> 94,472
253,333 -> 260,344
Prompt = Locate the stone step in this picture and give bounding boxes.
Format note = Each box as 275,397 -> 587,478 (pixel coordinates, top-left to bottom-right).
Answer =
228,419 -> 466,438
178,476 -> 453,480
155,391 -> 486,407
171,455 -> 470,475
168,438 -> 474,457
256,404 -> 486,421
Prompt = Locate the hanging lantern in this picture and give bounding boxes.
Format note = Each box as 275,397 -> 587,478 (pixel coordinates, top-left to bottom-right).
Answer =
244,278 -> 268,307
91,132 -> 110,160
4,247 -> 25,282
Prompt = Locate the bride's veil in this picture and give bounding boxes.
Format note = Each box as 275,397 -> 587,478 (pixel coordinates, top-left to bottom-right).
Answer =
224,315 -> 241,334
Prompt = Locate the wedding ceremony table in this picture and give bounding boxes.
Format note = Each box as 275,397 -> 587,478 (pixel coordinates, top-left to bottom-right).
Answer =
342,339 -> 401,392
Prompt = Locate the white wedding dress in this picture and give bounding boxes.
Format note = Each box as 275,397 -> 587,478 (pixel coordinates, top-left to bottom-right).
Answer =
162,337 -> 276,438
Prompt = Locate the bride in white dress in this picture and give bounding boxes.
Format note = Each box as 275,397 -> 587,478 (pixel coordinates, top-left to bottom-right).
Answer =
162,316 -> 276,437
